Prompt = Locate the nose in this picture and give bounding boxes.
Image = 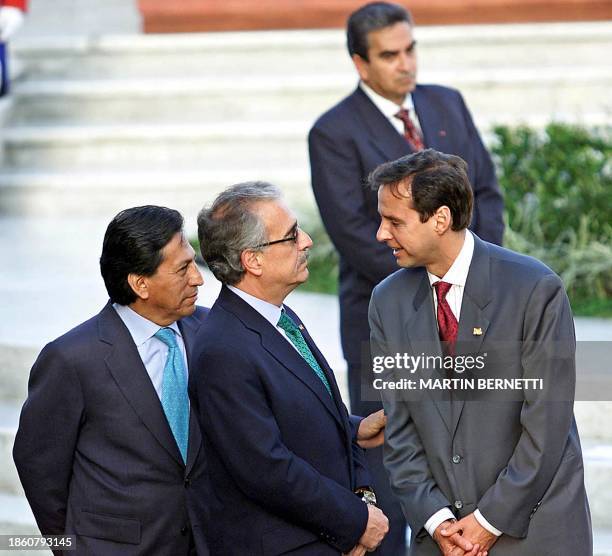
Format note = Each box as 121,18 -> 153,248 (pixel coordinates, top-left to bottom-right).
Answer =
376,221 -> 391,243
398,51 -> 415,73
190,263 -> 204,286
299,228 -> 313,250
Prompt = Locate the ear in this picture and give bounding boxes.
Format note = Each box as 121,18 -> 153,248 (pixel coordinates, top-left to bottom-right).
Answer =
127,273 -> 149,300
240,249 -> 263,277
432,206 -> 452,234
352,53 -> 370,82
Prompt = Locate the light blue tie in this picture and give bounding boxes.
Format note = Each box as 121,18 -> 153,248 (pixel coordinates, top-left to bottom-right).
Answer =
277,311 -> 332,396
154,327 -> 189,463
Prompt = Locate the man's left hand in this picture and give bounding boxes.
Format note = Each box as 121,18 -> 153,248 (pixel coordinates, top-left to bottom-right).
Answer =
357,409 -> 386,449
440,513 -> 499,555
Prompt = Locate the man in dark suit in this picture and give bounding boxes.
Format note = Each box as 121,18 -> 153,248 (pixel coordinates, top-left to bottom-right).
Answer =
191,181 -> 389,555
309,3 -> 505,551
368,149 -> 591,555
13,206 -> 209,555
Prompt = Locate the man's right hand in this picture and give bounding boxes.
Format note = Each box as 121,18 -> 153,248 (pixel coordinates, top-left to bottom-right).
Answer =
433,519 -> 481,556
358,504 -> 389,551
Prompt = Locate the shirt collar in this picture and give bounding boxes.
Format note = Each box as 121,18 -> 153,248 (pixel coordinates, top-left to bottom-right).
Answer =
227,285 -> 283,328
113,302 -> 181,347
359,81 -> 414,119
427,230 -> 475,288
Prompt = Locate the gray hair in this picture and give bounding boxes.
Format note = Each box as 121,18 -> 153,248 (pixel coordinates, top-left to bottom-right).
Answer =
197,181 -> 282,285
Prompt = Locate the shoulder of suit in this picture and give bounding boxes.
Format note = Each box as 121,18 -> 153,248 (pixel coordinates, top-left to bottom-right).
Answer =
310,88 -> 362,132
372,267 -> 422,299
38,309 -> 104,361
416,83 -> 461,96
484,241 -> 557,283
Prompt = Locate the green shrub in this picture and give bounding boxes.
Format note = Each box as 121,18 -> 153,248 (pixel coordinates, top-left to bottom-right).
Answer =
492,123 -> 612,315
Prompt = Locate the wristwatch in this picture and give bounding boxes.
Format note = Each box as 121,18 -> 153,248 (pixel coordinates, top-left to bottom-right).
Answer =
355,486 -> 377,506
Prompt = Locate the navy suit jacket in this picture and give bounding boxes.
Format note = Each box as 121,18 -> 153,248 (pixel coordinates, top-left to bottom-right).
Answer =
309,84 -> 504,370
189,287 -> 370,555
14,302 -> 209,555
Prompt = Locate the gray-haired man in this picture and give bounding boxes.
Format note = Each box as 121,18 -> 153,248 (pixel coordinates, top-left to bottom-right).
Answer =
190,182 -> 389,555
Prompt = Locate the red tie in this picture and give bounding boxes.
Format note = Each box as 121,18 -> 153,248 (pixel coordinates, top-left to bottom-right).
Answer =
434,281 -> 458,355
395,108 -> 425,151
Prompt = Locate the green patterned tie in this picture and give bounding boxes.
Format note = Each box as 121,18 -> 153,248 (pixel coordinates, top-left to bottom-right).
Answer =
277,311 -> 332,396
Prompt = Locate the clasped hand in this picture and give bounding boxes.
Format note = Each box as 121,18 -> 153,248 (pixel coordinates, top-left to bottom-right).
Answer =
434,514 -> 498,556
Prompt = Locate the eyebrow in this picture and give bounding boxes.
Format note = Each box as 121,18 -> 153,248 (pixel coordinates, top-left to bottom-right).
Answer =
379,40 -> 416,56
284,221 -> 298,238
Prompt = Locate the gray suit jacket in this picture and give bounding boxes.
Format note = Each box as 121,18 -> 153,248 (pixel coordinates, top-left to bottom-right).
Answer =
368,236 -> 591,555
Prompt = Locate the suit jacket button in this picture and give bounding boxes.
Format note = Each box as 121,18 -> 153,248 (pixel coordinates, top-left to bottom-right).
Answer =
452,454 -> 462,464
184,478 -> 191,487
454,500 -> 463,510
180,526 -> 189,536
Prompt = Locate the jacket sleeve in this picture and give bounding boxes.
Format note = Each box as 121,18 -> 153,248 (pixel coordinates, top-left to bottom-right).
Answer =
192,345 -> 369,553
368,292 -> 451,535
457,92 -> 505,245
13,341 -> 84,537
477,274 -> 576,537
309,123 -> 398,285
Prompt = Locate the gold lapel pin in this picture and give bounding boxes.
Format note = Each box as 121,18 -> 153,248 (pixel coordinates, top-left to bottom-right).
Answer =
473,327 -> 483,336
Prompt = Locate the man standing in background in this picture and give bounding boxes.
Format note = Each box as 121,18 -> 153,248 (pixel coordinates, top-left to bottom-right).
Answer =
309,3 -> 504,552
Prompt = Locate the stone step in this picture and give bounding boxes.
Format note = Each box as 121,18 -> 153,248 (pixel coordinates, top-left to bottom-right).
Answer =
583,442 -> 612,529
1,107 -> 608,172
8,65 -> 612,126
0,494 -> 48,556
595,528 -> 612,556
0,122 -> 311,171
0,168 -> 310,217
12,23 -> 612,81
0,403 -> 24,497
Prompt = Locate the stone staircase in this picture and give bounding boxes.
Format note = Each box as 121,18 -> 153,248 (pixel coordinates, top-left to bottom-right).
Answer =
1,22 -> 611,218
0,20 -> 611,552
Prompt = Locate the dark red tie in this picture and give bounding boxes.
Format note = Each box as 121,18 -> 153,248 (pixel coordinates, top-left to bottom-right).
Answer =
434,281 -> 458,355
395,108 -> 425,151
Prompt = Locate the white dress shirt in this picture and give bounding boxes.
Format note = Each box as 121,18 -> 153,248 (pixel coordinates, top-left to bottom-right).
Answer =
359,81 -> 423,136
113,303 -> 188,400
227,286 -> 299,352
422,232 -> 502,538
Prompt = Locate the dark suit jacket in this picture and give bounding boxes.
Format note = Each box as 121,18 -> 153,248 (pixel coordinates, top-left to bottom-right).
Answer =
189,286 -> 370,555
369,236 -> 592,555
13,302 -> 209,555
309,84 -> 505,372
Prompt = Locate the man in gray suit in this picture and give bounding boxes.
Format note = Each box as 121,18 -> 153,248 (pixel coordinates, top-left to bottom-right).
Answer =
368,150 -> 591,555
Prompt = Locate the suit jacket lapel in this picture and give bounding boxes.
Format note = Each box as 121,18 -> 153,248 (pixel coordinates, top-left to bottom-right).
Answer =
403,272 -> 453,433
288,312 -> 355,485
219,287 -> 345,431
412,86 -> 451,152
352,86 -> 414,162
451,237 -> 492,435
179,316 -> 204,475
99,303 -> 184,467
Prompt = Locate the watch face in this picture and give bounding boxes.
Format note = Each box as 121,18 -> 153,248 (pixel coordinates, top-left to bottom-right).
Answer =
362,491 -> 377,505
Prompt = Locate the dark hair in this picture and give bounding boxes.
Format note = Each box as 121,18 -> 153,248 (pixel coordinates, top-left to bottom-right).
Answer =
197,181 -> 282,285
368,149 -> 473,230
347,2 -> 412,60
100,205 -> 184,305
